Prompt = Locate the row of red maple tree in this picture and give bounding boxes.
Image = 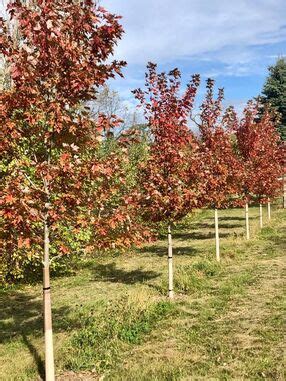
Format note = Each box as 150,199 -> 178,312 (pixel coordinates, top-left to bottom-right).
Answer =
0,1 -> 283,380
1,63 -> 282,281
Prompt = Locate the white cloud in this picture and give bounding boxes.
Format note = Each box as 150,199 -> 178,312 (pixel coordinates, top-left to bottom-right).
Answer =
1,0 -> 284,109
102,0 -> 286,65
0,1 -> 8,16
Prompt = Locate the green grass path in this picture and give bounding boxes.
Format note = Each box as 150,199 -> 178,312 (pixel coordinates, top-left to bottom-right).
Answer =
0,205 -> 285,380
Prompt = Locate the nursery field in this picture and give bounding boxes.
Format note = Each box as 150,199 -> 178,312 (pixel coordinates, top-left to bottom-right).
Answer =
0,204 -> 285,381
1,1 -> 285,380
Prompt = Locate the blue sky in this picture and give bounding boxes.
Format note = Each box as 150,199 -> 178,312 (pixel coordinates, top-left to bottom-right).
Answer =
1,0 -> 285,114
102,0 -> 286,114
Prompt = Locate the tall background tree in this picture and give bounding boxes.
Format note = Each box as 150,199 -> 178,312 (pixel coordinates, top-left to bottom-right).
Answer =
262,57 -> 286,141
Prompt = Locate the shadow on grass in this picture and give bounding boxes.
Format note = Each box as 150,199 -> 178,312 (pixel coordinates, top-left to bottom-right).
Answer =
22,333 -> 45,380
173,231 -> 233,240
262,225 -> 286,251
0,289 -> 73,380
139,244 -> 200,257
0,290 -> 72,342
0,291 -> 43,344
218,223 -> 244,229
191,220 -> 244,229
91,262 -> 160,284
218,216 -> 257,222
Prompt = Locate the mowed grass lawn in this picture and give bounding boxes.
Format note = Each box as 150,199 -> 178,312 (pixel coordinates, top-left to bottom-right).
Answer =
0,204 -> 285,380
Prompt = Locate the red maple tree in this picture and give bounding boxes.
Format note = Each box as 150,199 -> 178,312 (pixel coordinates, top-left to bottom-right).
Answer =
133,63 -> 201,222
0,1 -> 126,378
133,62 -> 201,297
193,79 -> 243,260
195,79 -> 243,210
235,100 -> 282,204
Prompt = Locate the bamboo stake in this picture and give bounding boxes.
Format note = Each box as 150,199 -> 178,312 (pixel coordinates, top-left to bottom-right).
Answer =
259,203 -> 263,229
267,199 -> 271,221
168,224 -> 174,299
214,209 -> 220,262
245,202 -> 250,240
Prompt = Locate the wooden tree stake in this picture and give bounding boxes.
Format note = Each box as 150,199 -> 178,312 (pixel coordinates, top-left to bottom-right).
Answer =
168,225 -> 174,299
267,199 -> 271,221
283,174 -> 286,209
245,202 -> 250,240
214,209 -> 220,262
43,216 -> 55,381
259,203 -> 263,229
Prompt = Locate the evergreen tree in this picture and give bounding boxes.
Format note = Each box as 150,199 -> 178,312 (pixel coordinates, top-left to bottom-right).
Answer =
262,58 -> 286,141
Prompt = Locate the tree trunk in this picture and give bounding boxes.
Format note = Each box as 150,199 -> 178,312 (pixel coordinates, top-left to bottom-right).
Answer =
168,225 -> 174,299
267,199 -> 271,221
259,203 -> 263,229
43,215 -> 55,381
245,202 -> 250,240
214,209 -> 220,262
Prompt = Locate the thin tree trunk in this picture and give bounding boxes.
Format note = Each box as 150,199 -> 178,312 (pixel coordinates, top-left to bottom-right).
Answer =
168,225 -> 174,299
267,199 -> 271,221
214,209 -> 220,262
43,210 -> 55,380
259,203 -> 263,229
245,202 -> 250,240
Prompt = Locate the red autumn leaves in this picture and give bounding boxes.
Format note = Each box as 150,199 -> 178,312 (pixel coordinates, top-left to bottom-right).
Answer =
133,63 -> 201,223
1,3 -> 283,379
133,67 -> 282,227
196,80 -> 244,209
235,101 -> 282,203
0,1 -> 283,279
0,0 -> 140,279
